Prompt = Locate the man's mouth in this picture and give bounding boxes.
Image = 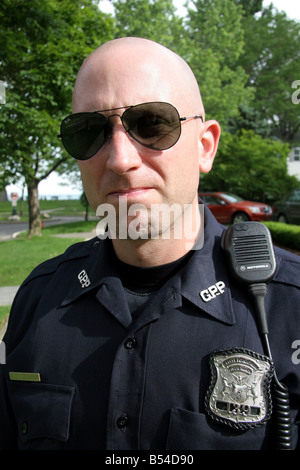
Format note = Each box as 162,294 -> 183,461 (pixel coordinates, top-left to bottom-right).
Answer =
108,187 -> 153,198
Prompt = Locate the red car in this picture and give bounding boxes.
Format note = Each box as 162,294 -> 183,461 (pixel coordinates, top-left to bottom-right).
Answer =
199,192 -> 273,224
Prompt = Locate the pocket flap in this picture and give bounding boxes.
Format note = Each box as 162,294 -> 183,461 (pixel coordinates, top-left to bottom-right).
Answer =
7,381 -> 75,445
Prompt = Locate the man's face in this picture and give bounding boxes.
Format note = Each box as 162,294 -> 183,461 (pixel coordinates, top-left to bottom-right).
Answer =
73,42 -> 209,235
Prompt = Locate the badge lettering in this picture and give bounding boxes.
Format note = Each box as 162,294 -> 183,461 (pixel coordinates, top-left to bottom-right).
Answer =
78,270 -> 91,288
200,281 -> 225,302
205,348 -> 274,430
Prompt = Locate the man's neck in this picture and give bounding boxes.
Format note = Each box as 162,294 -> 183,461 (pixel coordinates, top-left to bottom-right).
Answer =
111,201 -> 203,267
111,237 -> 192,267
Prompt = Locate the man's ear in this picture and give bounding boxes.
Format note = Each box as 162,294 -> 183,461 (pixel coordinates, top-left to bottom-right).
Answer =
198,120 -> 221,173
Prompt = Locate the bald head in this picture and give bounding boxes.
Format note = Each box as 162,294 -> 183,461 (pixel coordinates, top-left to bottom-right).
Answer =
70,37 -> 220,263
72,37 -> 204,118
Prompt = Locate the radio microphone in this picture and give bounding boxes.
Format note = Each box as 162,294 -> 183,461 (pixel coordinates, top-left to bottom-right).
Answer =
221,221 -> 292,450
220,221 -> 276,286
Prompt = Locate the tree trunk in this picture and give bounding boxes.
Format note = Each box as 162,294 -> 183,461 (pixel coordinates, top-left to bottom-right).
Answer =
27,179 -> 41,237
85,199 -> 89,221
19,182 -> 26,217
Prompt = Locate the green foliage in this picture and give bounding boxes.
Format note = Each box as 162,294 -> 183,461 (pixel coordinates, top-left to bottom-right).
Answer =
0,0 -> 299,221
0,0 -> 114,234
237,5 -> 300,142
264,222 -> 300,251
227,104 -> 271,138
111,0 -> 253,128
0,234 -> 86,287
184,0 -> 253,125
113,0 -> 184,49
0,0 -> 114,188
234,0 -> 263,16
201,129 -> 299,203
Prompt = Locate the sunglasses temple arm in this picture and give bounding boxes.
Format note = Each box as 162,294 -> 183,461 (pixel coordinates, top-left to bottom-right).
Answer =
180,115 -> 203,122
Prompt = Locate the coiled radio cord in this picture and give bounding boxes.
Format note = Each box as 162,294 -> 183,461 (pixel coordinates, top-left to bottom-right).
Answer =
249,283 -> 293,450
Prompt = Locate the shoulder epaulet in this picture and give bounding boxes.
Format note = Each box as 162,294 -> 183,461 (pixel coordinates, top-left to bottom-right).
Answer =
21,237 -> 98,287
273,247 -> 300,289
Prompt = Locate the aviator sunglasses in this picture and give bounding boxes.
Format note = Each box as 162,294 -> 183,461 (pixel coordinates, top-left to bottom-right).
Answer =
58,101 -> 203,160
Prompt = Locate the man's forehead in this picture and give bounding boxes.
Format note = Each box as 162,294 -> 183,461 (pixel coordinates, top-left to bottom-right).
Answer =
73,38 -> 203,114
80,38 -> 187,81
86,38 -> 180,64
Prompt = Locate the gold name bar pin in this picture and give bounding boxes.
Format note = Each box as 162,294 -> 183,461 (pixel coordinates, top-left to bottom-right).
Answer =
9,372 -> 41,382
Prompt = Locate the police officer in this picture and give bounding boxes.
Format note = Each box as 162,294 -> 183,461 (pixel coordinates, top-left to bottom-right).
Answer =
0,38 -> 299,450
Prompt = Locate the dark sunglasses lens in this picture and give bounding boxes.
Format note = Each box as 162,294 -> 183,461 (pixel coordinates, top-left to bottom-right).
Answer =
123,102 -> 181,150
60,113 -> 107,160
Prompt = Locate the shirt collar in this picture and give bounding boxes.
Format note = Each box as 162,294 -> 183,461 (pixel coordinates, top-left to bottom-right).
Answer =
60,239 -> 117,307
60,206 -> 235,325
174,205 -> 235,325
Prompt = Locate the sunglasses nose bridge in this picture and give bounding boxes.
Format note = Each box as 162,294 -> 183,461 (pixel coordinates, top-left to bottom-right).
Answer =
107,112 -> 122,120
105,112 -> 129,135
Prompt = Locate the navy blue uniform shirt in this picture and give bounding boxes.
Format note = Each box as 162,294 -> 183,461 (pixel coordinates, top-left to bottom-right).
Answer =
0,207 -> 299,449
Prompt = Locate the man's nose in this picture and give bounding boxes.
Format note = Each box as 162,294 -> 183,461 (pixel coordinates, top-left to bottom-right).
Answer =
105,122 -> 143,175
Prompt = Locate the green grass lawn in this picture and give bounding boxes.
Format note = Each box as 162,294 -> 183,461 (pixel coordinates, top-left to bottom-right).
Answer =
42,220 -> 97,235
0,218 -> 298,289
0,228 -> 91,287
0,215 -> 95,331
0,198 -> 92,220
0,198 -> 98,287
264,221 -> 300,251
0,199 -> 97,326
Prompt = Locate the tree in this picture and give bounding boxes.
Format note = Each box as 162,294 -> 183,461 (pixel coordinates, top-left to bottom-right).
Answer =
200,129 -> 299,203
227,103 -> 271,138
112,0 -> 185,50
113,0 -> 254,127
234,0 -> 263,16
80,192 -> 90,222
0,0 -> 114,236
237,5 -> 300,143
184,0 -> 253,126
185,1 -> 299,202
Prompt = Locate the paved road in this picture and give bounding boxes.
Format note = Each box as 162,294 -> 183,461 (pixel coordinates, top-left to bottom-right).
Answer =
0,216 -> 89,241
0,286 -> 19,307
0,287 -> 19,340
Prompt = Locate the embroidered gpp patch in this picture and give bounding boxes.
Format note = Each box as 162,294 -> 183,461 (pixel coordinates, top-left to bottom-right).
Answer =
200,281 -> 225,302
78,269 -> 91,288
205,348 -> 274,430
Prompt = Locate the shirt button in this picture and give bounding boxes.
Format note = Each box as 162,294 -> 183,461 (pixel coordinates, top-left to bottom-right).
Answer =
21,421 -> 28,435
124,337 -> 137,349
116,415 -> 129,428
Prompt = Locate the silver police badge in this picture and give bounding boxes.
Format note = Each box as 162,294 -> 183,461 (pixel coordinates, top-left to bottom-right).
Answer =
205,348 -> 274,430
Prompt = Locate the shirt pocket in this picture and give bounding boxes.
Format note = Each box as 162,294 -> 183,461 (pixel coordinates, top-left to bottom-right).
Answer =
166,408 -> 272,450
7,381 -> 75,450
